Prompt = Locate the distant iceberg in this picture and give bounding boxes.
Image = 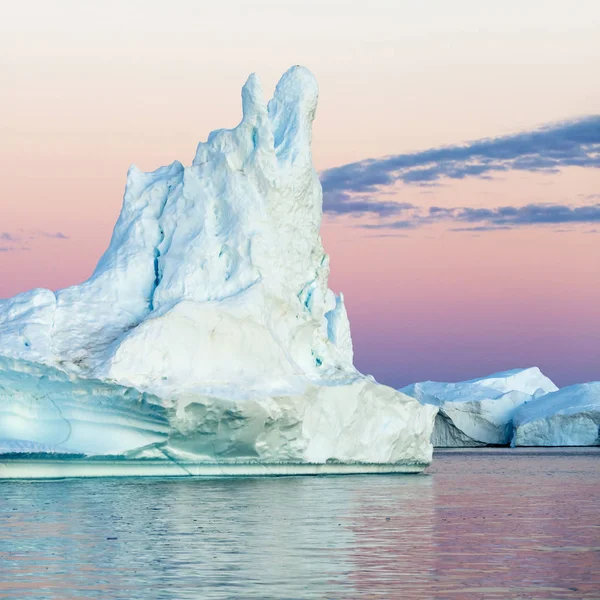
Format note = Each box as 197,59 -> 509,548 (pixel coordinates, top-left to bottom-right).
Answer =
401,368 -> 558,446
0,67 -> 435,476
512,382 -> 600,447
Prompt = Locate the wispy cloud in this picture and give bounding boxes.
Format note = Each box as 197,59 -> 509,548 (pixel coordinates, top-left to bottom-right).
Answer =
0,233 -> 18,242
449,203 -> 600,226
0,230 -> 69,243
449,225 -> 512,232
34,231 -> 69,239
323,192 -> 415,217
361,219 -> 419,230
321,115 -> 600,211
0,246 -> 29,253
357,202 -> 600,232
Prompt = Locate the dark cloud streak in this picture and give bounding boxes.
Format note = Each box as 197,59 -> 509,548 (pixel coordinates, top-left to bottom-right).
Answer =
358,202 -> 600,232
323,192 -> 415,216
321,115 -> 600,212
454,203 -> 600,226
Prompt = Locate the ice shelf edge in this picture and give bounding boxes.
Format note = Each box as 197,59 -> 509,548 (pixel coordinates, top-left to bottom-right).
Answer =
0,459 -> 427,479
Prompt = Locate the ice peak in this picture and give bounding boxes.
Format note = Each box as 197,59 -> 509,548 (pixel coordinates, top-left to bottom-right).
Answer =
273,66 -> 318,108
241,72 -> 267,123
267,66 -> 318,166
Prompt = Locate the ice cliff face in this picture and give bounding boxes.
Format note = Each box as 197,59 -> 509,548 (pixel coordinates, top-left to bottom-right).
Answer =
512,382 -> 600,447
0,355 -> 170,456
0,67 -> 436,467
401,368 -> 558,446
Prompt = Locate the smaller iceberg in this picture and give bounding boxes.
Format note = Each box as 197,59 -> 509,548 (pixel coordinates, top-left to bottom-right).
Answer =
401,368 -> 558,447
512,382 -> 600,447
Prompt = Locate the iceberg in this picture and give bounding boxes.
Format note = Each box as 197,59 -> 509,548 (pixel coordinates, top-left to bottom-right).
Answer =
512,382 -> 600,446
401,367 -> 558,446
0,66 -> 436,477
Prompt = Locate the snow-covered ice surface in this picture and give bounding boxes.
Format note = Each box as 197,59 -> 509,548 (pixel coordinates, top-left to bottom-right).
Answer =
401,368 -> 558,447
0,67 -> 436,473
512,382 -> 600,447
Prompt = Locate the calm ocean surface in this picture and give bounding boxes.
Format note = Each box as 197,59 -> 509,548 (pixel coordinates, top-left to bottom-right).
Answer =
1,448 -> 598,599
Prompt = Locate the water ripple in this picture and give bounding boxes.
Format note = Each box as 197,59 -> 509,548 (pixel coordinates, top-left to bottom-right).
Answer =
0,448 -> 598,599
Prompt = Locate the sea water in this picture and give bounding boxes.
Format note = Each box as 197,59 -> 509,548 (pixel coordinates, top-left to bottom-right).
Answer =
1,448 -> 598,599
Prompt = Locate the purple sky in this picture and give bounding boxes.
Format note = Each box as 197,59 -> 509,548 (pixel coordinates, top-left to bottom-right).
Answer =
1,1 -> 599,387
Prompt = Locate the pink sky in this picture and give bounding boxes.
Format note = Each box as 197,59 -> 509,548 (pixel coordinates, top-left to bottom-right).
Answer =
1,1 -> 599,387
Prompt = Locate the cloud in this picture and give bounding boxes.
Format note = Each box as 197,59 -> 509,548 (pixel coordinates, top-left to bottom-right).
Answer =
360,219 -> 418,230
364,233 -> 410,238
324,192 -> 415,216
452,203 -> 600,226
449,225 -> 512,232
0,246 -> 29,252
359,202 -> 600,232
321,115 -> 600,213
35,231 -> 69,239
0,230 -> 69,245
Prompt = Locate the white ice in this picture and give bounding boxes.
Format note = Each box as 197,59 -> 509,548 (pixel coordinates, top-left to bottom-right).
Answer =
401,367 -> 558,446
512,382 -> 600,446
0,355 -> 170,455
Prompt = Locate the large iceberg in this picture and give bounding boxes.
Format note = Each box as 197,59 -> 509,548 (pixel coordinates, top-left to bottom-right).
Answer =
401,368 -> 558,446
0,66 -> 436,476
512,382 -> 600,446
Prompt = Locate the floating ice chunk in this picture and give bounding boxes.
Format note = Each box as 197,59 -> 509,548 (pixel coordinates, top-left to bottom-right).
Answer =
401,367 -> 558,446
512,382 -> 600,446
